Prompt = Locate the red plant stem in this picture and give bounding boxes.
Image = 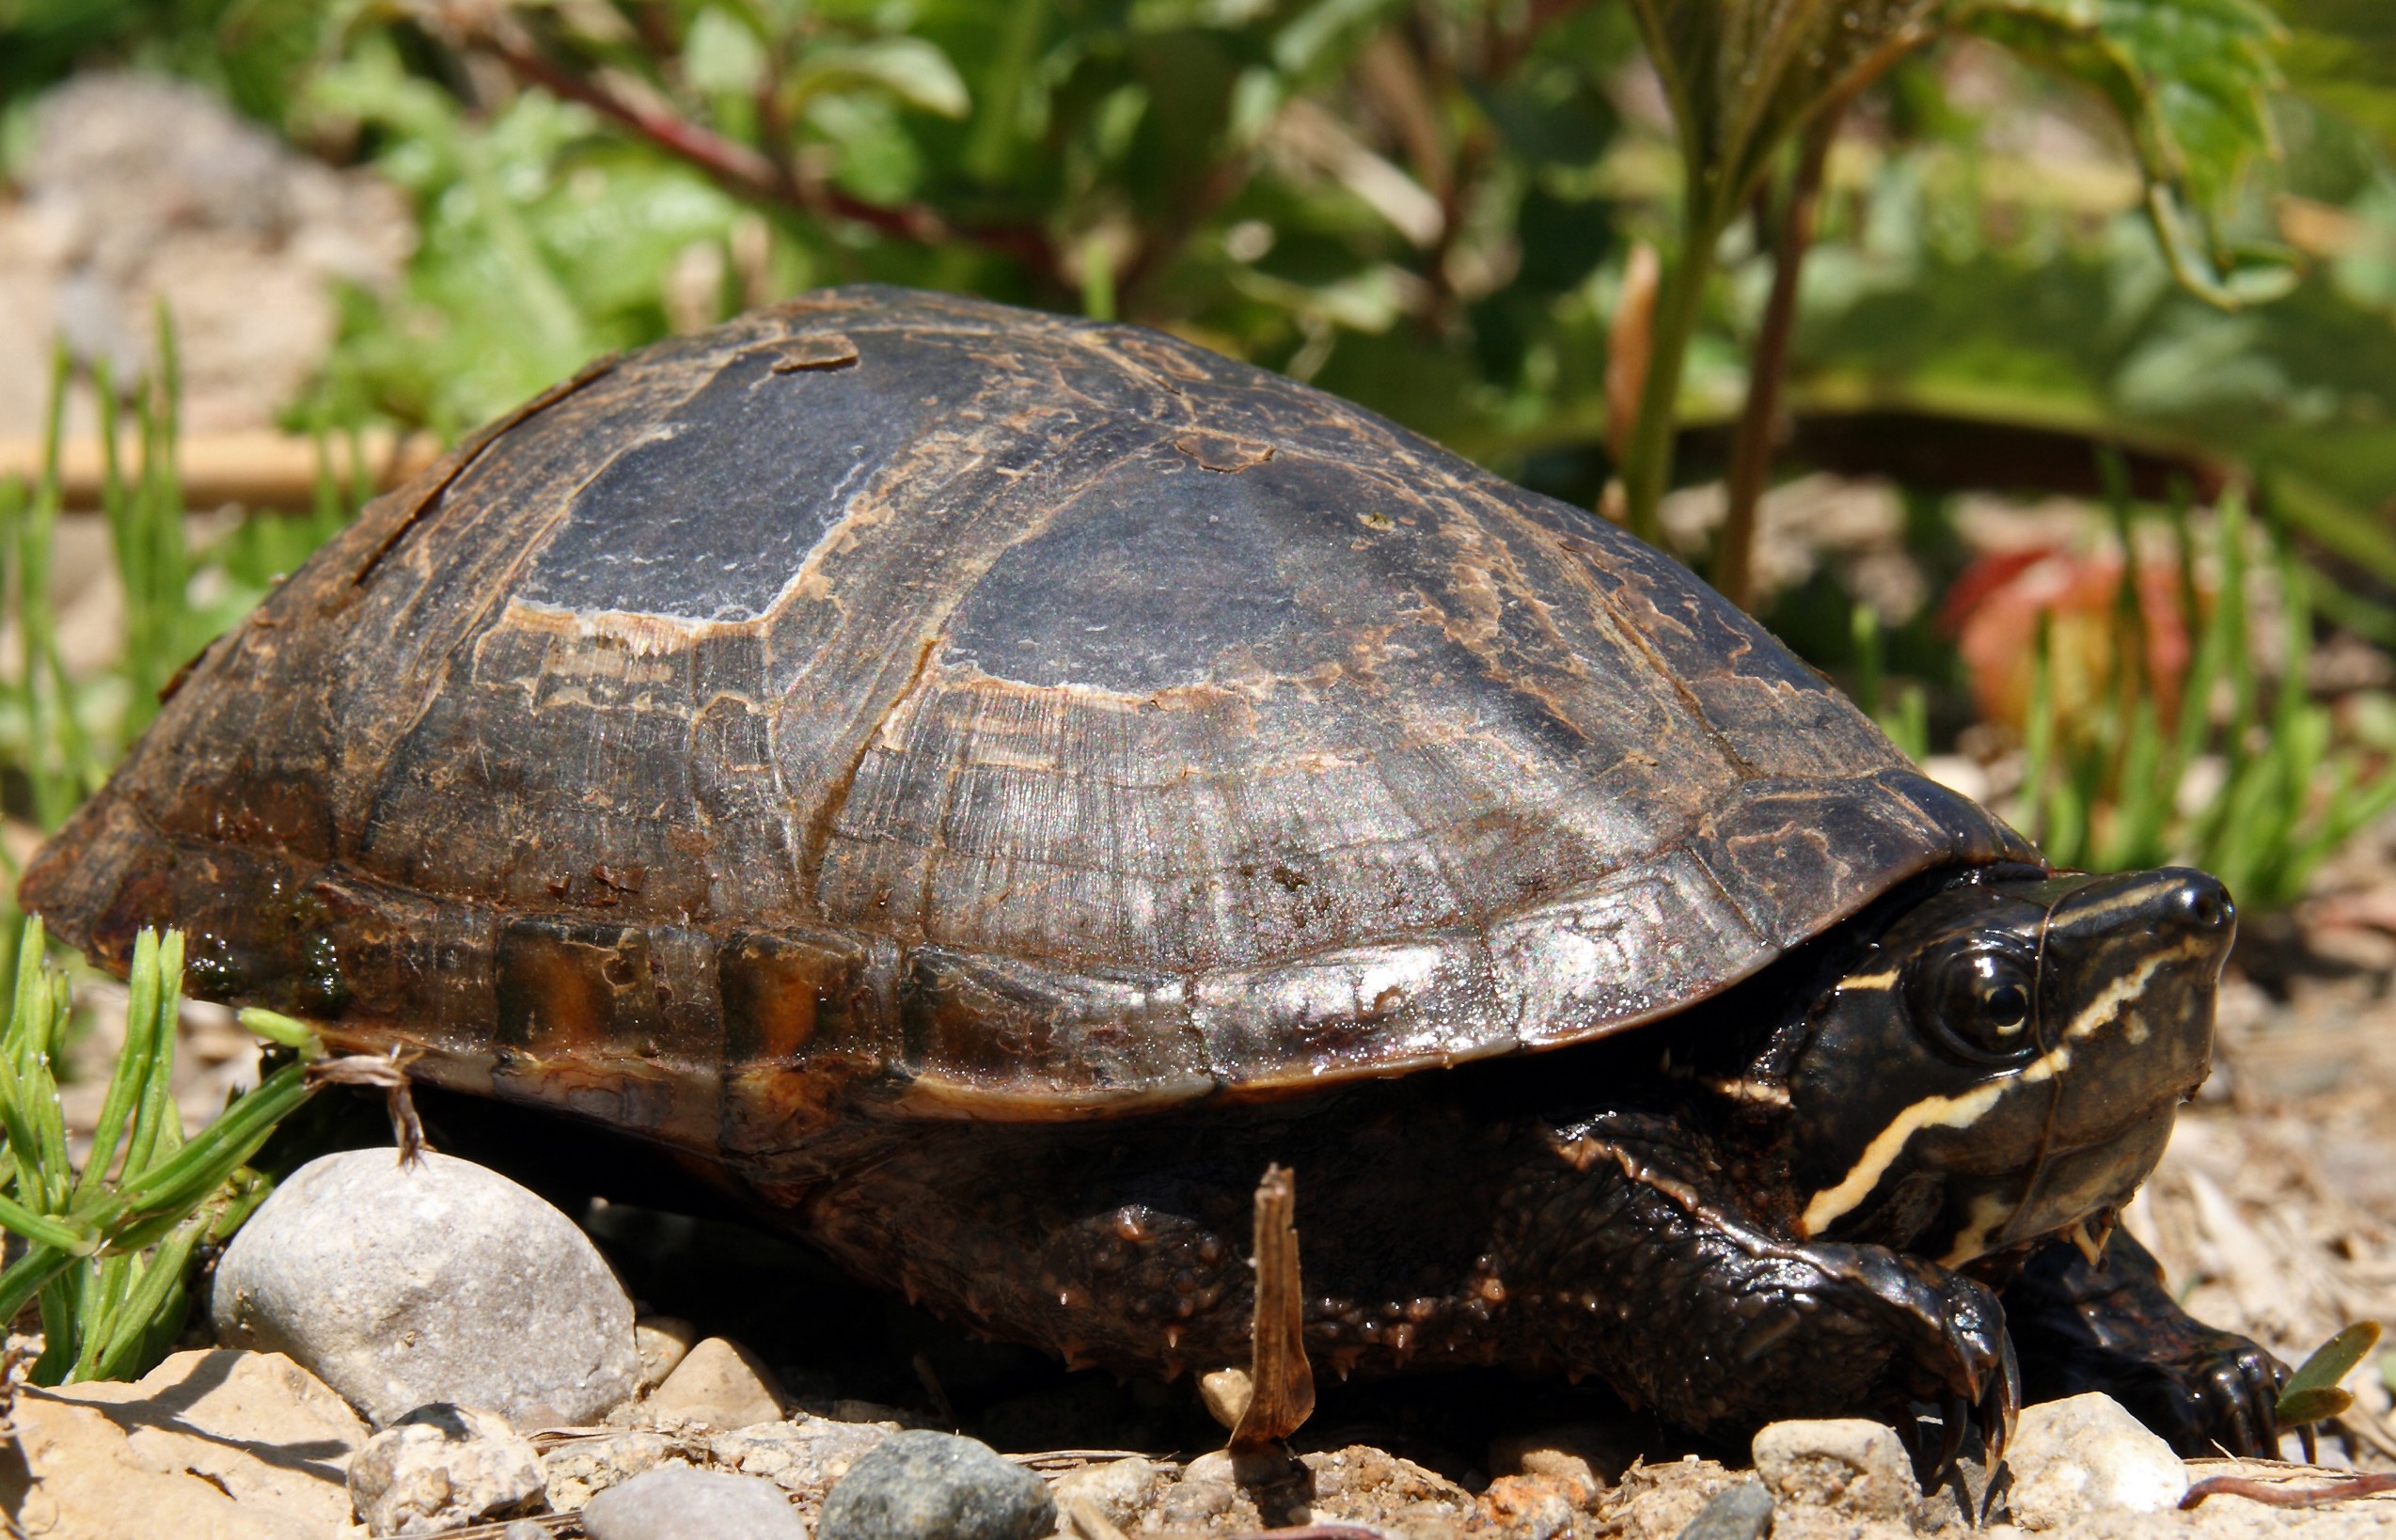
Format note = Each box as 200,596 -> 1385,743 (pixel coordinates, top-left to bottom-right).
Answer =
472,28 -> 1058,277
1715,102 -> 1840,611
2182,1473 -> 2396,1510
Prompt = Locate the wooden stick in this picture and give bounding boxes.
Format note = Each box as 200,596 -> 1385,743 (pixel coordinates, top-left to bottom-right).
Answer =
1228,1164 -> 1314,1447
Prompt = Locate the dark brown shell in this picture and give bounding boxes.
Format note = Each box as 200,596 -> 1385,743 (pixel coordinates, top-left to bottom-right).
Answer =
23,287 -> 2032,1153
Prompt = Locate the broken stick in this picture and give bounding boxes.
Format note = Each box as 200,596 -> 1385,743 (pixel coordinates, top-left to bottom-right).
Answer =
1228,1164 -> 1315,1448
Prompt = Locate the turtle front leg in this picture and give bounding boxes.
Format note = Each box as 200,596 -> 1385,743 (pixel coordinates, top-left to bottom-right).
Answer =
2000,1228 -> 2287,1456
1518,1112 -> 2017,1454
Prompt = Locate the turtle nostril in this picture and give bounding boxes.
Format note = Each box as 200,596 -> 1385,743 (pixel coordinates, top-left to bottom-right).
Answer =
2180,879 -> 2231,931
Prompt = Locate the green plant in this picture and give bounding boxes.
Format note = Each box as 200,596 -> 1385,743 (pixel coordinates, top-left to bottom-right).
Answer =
0,317 -> 359,835
2278,1318 -> 2382,1428
1636,0 -> 2288,591
2016,480 -> 2396,908
1852,601 -> 1932,762
0,919 -> 329,1385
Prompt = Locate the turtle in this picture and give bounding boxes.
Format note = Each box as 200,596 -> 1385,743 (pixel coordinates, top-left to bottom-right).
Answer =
23,285 -> 2285,1462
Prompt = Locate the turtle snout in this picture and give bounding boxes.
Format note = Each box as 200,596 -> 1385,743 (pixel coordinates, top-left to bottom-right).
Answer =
2161,870 -> 2234,940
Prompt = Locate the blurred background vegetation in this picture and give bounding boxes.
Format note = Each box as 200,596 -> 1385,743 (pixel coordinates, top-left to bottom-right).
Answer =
2,0 -> 2395,908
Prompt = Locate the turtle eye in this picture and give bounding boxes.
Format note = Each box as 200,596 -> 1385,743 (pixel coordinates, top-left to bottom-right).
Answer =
1914,947 -> 2040,1063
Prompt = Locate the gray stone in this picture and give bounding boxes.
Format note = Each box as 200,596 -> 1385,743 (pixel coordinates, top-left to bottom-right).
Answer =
346,1404 -> 544,1537
2003,1393 -> 2185,1529
212,1150 -> 640,1427
817,1429 -> 1055,1540
581,1467 -> 806,1540
503,1524 -> 549,1540
1670,1480 -> 1773,1540
1751,1417 -> 1916,1518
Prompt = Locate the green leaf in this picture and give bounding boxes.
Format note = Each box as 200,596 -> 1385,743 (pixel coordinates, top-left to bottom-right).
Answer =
1954,0 -> 2285,306
2277,1320 -> 2382,1427
787,39 -> 971,119
685,7 -> 769,97
2276,1385 -> 2354,1426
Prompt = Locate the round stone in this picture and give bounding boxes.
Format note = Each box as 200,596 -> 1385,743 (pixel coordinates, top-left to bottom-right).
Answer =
211,1150 -> 639,1427
581,1468 -> 805,1540
817,1430 -> 1054,1540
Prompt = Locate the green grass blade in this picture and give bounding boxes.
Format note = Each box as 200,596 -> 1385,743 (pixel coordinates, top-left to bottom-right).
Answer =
0,1243 -> 82,1338
96,1060 -> 314,1241
237,1009 -> 325,1057
120,932 -> 185,1180
76,929 -> 162,1202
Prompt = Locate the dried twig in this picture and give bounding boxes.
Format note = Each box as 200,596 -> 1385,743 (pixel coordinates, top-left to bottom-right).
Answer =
306,1047 -> 428,1165
2182,1472 -> 2396,1509
1228,1165 -> 1314,1448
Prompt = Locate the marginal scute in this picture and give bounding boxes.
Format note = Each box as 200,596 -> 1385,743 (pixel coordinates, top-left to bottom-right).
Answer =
495,918 -> 658,1054
19,284 -> 2038,1144
718,928 -> 891,1064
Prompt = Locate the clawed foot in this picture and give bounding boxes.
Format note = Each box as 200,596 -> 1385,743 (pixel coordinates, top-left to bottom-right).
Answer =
1808,1240 -> 2020,1481
2004,1229 -> 2290,1457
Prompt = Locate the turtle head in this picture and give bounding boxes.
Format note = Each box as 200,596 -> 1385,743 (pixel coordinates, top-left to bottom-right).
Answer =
1780,867 -> 2232,1267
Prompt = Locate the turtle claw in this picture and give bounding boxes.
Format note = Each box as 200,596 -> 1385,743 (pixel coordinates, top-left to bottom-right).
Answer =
1931,1393 -> 1969,1492
1978,1330 -> 2019,1475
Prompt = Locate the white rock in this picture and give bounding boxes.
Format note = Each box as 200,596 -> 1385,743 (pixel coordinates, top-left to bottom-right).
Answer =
347,1404 -> 545,1537
1052,1457 -> 1162,1529
1751,1418 -> 1916,1518
2004,1393 -> 2186,1529
212,1150 -> 640,1427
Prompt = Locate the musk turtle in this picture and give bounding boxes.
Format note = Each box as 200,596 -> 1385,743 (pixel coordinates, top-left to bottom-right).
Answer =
24,286 -> 2282,1457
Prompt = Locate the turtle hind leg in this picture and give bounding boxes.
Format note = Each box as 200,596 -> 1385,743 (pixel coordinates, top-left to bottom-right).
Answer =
2000,1226 -> 2288,1456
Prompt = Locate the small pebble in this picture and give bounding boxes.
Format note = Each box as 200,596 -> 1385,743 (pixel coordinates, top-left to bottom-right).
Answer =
213,1151 -> 639,1427
1670,1480 -> 1773,1540
2003,1392 -> 2185,1529
648,1337 -> 787,1429
1490,1423 -> 1628,1489
582,1467 -> 805,1540
347,1403 -> 544,1537
504,1525 -> 548,1540
817,1429 -> 1054,1540
1751,1417 -> 1916,1518
1477,1473 -> 1580,1540
1199,1368 -> 1253,1429
1051,1457 -> 1160,1529
633,1317 -> 699,1391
